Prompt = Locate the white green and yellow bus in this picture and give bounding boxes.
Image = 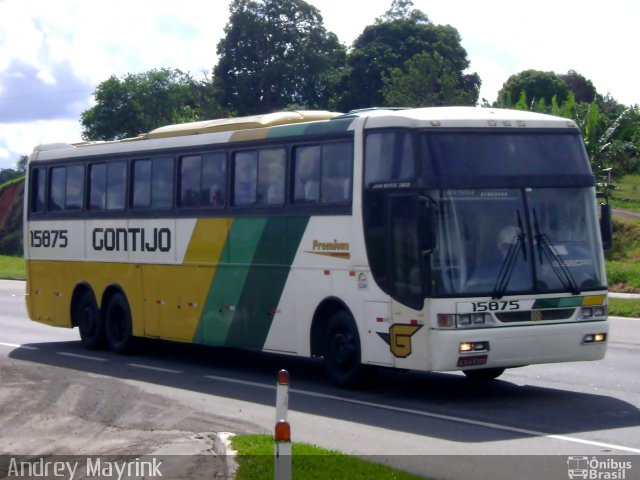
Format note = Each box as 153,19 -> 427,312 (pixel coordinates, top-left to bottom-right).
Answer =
24,107 -> 609,386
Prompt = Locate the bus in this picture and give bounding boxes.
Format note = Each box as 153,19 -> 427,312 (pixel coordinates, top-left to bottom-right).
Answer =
24,107 -> 609,386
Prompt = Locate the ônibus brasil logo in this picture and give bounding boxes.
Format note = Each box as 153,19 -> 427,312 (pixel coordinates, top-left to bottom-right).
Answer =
567,456 -> 632,480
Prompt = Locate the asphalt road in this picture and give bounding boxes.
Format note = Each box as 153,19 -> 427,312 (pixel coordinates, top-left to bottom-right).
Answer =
2,279 -> 640,480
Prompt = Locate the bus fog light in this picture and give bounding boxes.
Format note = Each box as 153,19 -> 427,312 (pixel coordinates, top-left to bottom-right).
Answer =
583,333 -> 607,344
459,341 -> 489,353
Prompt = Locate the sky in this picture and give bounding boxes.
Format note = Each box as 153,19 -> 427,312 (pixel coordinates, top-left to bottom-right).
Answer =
0,0 -> 638,171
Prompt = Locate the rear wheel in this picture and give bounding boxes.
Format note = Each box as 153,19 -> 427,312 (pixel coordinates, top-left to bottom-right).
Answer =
463,367 -> 505,381
105,292 -> 135,354
75,290 -> 106,350
323,311 -> 371,388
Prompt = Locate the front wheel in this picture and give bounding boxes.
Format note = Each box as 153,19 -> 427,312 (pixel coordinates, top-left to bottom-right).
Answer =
323,311 -> 371,388
463,367 -> 505,381
105,292 -> 135,354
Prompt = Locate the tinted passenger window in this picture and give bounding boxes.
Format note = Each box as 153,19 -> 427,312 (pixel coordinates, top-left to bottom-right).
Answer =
30,167 -> 45,213
180,152 -> 226,208
365,132 -> 415,187
107,161 -> 126,210
132,157 -> 174,209
89,164 -> 107,210
233,148 -> 285,206
48,165 -> 85,212
293,141 -> 353,204
66,165 -> 84,210
90,161 -> 126,211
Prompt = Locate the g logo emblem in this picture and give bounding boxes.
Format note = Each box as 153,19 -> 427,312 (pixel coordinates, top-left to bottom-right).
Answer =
388,324 -> 423,358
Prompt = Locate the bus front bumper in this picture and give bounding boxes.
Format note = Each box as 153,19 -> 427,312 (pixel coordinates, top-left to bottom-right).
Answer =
428,320 -> 609,372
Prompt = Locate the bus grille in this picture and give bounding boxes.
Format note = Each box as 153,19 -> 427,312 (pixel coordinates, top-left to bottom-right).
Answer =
496,308 -> 575,323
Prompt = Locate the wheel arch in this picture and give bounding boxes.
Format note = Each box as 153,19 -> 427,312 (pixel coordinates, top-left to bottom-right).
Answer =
309,296 -> 356,358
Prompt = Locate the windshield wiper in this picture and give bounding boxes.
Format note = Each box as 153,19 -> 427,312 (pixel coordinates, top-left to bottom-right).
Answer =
492,211 -> 527,299
532,208 -> 580,295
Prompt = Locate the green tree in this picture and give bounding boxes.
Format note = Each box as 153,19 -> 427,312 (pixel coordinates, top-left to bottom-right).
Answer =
81,68 -> 212,140
496,70 -> 570,108
382,51 -> 478,107
213,0 -> 347,116
16,155 -> 27,173
340,0 -> 479,111
557,70 -> 596,103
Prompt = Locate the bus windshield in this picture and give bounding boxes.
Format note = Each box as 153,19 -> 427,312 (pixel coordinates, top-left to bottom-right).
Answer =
429,187 -> 606,297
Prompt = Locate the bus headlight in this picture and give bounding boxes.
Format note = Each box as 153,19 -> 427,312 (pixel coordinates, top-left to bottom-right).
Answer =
437,313 -> 492,329
579,306 -> 607,320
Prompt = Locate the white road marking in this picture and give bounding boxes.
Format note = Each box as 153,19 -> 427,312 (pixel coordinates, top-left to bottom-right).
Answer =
128,363 -> 182,374
204,373 -> 640,454
57,352 -> 108,362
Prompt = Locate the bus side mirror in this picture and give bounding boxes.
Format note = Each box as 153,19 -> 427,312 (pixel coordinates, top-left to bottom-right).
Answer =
600,203 -> 613,250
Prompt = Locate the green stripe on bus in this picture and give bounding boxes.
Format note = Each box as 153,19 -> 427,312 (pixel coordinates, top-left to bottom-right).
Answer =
267,118 -> 354,139
196,217 -> 267,345
532,297 -> 584,309
226,216 -> 309,349
196,216 -> 309,348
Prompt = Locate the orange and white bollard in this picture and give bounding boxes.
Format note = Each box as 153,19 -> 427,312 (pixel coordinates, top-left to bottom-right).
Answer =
274,370 -> 291,480
275,369 -> 289,423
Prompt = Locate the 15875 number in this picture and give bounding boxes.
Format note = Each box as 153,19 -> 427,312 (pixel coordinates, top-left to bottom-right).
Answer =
30,229 -> 68,248
471,300 -> 520,312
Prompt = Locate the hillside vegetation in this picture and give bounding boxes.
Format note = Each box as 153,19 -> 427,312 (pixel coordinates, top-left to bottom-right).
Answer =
0,177 -> 24,256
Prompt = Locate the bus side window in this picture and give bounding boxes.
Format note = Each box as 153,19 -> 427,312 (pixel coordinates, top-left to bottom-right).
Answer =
180,155 -> 201,208
30,167 -> 45,214
65,165 -> 84,210
89,164 -> 107,211
257,148 -> 285,205
132,159 -> 152,209
152,157 -> 174,209
293,146 -> 321,203
234,151 -> 258,206
321,141 -> 353,203
107,161 -> 126,210
364,131 -> 415,187
202,152 -> 226,208
48,166 -> 66,212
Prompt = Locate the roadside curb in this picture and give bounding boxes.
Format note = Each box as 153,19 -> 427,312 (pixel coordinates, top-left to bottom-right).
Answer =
213,432 -> 238,479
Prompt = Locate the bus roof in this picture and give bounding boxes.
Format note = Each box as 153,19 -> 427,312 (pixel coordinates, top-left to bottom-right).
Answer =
30,107 -> 579,162
356,106 -> 579,130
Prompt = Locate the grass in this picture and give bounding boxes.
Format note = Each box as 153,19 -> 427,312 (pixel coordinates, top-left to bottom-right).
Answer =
0,255 -> 25,280
610,173 -> 640,210
231,434 -> 426,480
608,298 -> 640,318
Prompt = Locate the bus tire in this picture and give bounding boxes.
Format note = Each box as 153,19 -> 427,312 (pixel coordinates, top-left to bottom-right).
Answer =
323,311 -> 370,388
105,292 -> 135,354
75,290 -> 106,350
463,367 -> 505,381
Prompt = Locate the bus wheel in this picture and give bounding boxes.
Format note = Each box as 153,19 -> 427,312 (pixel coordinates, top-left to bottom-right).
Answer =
75,290 -> 106,350
463,368 -> 505,381
323,311 -> 369,388
105,292 -> 135,354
